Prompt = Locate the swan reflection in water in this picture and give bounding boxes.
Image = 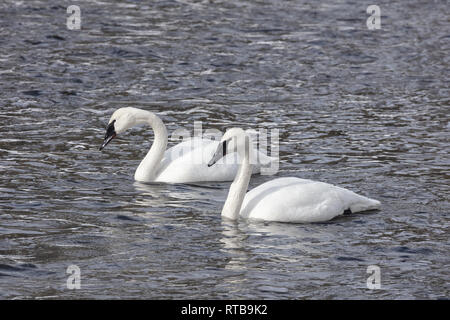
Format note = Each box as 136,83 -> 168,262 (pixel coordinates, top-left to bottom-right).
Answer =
217,220 -> 342,296
132,180 -> 227,216
219,220 -> 329,268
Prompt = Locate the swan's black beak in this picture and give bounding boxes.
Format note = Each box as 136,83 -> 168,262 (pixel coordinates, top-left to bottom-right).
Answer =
208,140 -> 227,167
99,120 -> 116,151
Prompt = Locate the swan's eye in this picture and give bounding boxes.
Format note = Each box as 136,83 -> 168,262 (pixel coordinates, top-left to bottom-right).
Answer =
222,139 -> 227,156
100,120 -> 117,151
208,139 -> 229,167
105,120 -> 116,140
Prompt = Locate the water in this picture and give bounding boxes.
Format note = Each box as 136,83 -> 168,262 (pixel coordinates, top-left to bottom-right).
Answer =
0,0 -> 448,299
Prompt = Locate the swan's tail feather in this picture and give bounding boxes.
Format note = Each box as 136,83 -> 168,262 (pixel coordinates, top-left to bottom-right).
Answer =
349,196 -> 381,213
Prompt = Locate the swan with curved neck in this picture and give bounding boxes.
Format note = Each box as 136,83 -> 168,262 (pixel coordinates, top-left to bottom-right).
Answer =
208,128 -> 381,222
99,107 -> 274,183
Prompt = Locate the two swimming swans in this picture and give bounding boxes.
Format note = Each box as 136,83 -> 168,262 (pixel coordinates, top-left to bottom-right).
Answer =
208,128 -> 381,223
99,108 -> 380,223
99,107 -> 275,183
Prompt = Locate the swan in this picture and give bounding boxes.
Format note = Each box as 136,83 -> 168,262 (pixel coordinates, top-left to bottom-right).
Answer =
207,128 -> 381,223
99,107 -> 275,183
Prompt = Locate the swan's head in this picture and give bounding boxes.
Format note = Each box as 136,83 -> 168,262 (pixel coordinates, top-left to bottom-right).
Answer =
208,128 -> 250,167
99,107 -> 140,151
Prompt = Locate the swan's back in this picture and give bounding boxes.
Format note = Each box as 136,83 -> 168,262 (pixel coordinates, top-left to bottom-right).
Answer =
240,177 -> 380,223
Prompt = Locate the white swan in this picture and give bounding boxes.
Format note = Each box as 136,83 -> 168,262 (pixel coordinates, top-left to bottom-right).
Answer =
208,128 -> 381,223
99,107 -> 275,183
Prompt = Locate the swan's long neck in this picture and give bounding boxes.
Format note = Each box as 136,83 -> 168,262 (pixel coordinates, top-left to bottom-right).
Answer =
222,140 -> 253,220
134,111 -> 168,182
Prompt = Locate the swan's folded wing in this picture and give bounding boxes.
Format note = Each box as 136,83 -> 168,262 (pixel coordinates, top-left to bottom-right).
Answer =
241,177 -> 380,223
154,137 -> 277,183
155,138 -> 238,183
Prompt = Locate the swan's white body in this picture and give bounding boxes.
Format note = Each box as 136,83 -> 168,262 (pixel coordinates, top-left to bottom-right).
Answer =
101,107 -> 275,184
209,128 -> 381,223
240,177 -> 380,223
151,137 -> 262,183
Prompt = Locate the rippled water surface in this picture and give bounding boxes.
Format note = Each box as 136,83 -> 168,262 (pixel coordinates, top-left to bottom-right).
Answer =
0,0 -> 449,299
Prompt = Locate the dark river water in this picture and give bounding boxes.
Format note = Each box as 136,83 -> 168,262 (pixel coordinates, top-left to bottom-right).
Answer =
0,0 -> 449,299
